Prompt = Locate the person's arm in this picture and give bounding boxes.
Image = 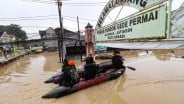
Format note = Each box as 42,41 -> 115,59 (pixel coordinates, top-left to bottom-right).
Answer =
92,58 -> 96,63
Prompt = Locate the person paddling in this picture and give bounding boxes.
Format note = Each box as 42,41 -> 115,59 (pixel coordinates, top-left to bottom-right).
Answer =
112,50 -> 125,71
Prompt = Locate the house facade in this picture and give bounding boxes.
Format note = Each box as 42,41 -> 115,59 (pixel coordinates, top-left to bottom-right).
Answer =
39,27 -> 86,56
0,32 -> 16,52
39,27 -> 58,51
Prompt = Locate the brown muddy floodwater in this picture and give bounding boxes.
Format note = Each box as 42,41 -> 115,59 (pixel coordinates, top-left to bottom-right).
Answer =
0,50 -> 184,104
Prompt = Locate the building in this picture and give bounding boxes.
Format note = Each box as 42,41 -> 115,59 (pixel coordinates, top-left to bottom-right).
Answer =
0,32 -> 16,52
39,27 -> 86,58
39,27 -> 58,51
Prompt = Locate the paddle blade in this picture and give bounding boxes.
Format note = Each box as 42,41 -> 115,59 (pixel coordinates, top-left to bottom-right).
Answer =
126,66 -> 136,71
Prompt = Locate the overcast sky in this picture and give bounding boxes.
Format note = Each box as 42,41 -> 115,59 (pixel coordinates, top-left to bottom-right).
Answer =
0,0 -> 183,39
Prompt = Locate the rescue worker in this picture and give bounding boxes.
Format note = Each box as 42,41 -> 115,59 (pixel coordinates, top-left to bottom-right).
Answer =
61,59 -> 69,71
83,54 -> 98,80
112,50 -> 125,71
59,60 -> 79,87
85,53 -> 95,64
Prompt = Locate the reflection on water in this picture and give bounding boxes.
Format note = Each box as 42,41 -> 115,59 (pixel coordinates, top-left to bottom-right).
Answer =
42,52 -> 61,72
0,50 -> 184,104
0,53 -> 50,84
171,49 -> 184,58
124,78 -> 184,90
122,49 -> 184,62
151,49 -> 184,61
120,50 -> 139,58
152,49 -> 173,61
0,56 -> 31,84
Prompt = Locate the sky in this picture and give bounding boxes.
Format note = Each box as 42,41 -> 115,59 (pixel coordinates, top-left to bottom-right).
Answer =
0,0 -> 183,39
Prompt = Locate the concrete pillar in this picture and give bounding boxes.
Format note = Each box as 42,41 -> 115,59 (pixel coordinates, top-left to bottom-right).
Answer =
85,23 -> 95,57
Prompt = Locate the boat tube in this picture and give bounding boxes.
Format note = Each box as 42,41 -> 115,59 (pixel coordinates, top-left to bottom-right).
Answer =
44,61 -> 114,84
42,68 -> 125,98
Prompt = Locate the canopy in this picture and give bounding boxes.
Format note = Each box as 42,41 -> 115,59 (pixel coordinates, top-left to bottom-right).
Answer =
96,41 -> 184,50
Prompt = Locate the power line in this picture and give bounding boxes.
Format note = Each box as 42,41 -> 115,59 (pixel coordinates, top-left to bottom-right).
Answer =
0,17 -> 58,21
64,2 -> 106,4
23,25 -> 85,31
0,15 -> 94,24
21,0 -> 106,4
21,0 -> 56,4
64,18 -> 88,24
63,4 -> 104,6
0,15 -> 58,19
22,26 -> 56,28
21,0 -> 106,6
0,15 -> 98,22
64,16 -> 98,21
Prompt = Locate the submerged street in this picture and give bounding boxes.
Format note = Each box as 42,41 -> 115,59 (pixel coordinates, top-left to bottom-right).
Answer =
0,50 -> 184,104
0,0 -> 184,103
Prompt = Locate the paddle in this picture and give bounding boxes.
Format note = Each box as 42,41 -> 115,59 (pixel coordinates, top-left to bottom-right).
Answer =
126,66 -> 136,71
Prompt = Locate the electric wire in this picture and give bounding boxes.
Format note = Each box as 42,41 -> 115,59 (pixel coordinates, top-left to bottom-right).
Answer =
20,0 -> 107,6
0,15 -> 98,22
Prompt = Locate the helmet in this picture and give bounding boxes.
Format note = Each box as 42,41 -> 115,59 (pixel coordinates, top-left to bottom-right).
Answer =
68,60 -> 75,66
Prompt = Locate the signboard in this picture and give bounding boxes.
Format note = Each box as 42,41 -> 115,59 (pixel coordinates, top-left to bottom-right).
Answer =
95,5 -> 167,42
96,0 -> 167,28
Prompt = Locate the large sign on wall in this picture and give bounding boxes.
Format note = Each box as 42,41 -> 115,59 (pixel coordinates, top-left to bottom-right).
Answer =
96,0 -> 167,28
95,5 -> 167,42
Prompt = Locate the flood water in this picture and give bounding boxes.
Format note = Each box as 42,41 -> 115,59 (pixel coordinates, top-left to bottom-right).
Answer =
0,50 -> 184,104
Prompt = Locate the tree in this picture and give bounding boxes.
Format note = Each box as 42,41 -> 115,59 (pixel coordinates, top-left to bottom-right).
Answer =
0,24 -> 28,40
0,25 -> 5,36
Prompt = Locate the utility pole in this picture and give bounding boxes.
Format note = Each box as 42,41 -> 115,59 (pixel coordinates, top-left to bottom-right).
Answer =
57,0 -> 63,63
77,16 -> 82,62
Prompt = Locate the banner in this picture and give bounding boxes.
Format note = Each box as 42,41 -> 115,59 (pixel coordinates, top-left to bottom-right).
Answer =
96,0 -> 167,28
95,5 -> 167,42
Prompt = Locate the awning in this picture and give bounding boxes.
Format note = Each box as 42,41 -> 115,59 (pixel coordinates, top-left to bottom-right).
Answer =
96,41 -> 184,49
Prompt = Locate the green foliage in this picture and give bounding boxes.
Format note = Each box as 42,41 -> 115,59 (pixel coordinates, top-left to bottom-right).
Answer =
0,25 -> 5,35
0,24 -> 28,40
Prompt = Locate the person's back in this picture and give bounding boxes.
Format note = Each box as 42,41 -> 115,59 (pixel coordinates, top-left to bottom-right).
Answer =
112,55 -> 123,68
84,63 -> 97,80
83,57 -> 98,80
112,50 -> 124,70
85,53 -> 95,64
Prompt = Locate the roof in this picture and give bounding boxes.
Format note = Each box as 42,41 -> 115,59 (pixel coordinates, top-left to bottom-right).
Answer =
0,32 -> 15,38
